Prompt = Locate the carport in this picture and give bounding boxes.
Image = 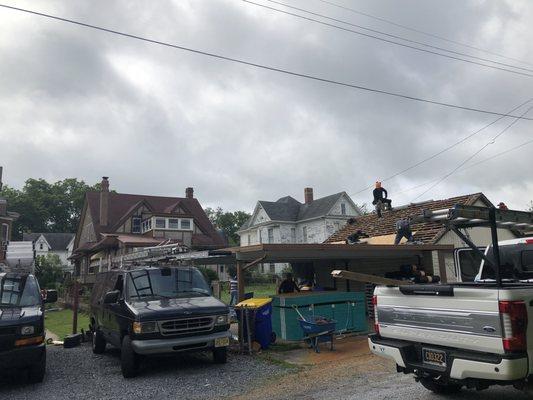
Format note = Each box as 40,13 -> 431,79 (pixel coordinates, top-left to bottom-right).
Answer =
173,243 -> 454,301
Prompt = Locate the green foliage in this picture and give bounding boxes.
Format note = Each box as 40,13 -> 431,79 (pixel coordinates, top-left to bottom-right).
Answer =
0,178 -> 101,239
198,267 -> 219,283
204,207 -> 251,246
35,254 -> 64,289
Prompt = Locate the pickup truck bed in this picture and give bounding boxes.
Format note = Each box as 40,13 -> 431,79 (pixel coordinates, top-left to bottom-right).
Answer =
370,283 -> 532,391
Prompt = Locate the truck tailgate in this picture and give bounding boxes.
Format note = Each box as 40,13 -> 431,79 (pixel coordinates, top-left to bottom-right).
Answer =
375,285 -> 505,354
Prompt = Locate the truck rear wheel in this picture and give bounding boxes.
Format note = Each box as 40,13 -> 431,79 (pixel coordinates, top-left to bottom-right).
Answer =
419,378 -> 461,394
28,350 -> 46,383
92,329 -> 106,354
121,336 -> 140,378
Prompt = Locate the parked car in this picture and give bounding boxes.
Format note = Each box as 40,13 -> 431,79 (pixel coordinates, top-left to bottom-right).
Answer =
89,266 -> 231,378
369,237 -> 533,394
0,272 -> 57,383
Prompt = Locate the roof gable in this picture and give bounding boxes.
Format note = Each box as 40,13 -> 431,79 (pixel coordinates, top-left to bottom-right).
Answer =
23,232 -> 75,250
325,192 -> 489,244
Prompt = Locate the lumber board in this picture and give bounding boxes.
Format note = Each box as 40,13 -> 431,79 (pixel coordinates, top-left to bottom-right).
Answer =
331,269 -> 412,286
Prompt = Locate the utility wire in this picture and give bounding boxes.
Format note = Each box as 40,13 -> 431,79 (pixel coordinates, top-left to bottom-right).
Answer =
314,0 -> 533,68
242,0 -> 533,78
259,0 -> 533,75
412,103 -> 533,201
2,4 -> 531,121
393,138 -> 533,198
349,97 -> 533,197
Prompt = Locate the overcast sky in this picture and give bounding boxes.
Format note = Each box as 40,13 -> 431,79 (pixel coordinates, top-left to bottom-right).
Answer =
1,0 -> 532,212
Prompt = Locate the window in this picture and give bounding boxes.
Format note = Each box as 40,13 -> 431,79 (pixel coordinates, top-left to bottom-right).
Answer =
334,222 -> 341,232
180,219 -> 191,230
457,249 -> 483,282
247,234 -> 251,245
168,218 -> 180,229
39,243 -> 44,250
155,218 -> 166,229
1,224 -> 8,242
302,226 -> 308,243
259,230 -> 263,244
268,228 -> 274,244
290,227 -> 296,243
341,203 -> 346,215
269,263 -> 275,274
132,217 -> 141,233
142,219 -> 152,233
522,251 -> 533,271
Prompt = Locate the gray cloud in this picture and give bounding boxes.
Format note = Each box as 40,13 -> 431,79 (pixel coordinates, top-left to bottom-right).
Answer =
0,0 -> 532,214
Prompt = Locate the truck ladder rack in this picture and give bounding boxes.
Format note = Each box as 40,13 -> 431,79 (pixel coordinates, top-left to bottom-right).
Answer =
416,205 -> 533,287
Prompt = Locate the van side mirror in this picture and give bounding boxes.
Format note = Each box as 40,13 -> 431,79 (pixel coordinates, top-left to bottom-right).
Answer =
44,290 -> 58,304
104,290 -> 120,304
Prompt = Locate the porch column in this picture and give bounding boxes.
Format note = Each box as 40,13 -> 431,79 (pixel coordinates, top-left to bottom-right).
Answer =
237,261 -> 245,302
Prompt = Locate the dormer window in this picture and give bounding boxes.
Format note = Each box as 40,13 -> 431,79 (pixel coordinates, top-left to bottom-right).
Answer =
132,217 -> 141,233
341,203 -> 346,215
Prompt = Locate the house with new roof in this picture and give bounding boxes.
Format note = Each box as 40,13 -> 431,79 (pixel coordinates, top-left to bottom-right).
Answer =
71,177 -> 226,284
326,192 -> 520,282
23,232 -> 75,271
237,188 -> 362,274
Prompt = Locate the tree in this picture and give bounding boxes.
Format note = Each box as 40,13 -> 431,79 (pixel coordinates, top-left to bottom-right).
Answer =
35,254 -> 64,289
204,207 -> 251,246
0,178 -> 101,239
198,267 -> 219,283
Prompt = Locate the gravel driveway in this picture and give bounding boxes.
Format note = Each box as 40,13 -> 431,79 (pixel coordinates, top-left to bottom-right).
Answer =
0,344 -> 285,400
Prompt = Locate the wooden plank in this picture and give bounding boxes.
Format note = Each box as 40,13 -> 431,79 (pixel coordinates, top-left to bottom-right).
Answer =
331,269 -> 412,286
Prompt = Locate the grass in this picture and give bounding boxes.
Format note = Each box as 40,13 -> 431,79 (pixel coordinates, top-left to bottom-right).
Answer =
45,309 -> 90,340
220,283 -> 278,304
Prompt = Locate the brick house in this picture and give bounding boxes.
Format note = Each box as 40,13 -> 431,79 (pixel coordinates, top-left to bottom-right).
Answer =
0,167 -> 19,265
71,177 -> 226,284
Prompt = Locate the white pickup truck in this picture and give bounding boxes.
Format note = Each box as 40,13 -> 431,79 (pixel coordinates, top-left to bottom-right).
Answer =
369,206 -> 533,394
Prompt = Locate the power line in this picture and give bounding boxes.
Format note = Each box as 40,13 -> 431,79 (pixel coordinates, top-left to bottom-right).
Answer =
2,4 -> 531,121
412,103 -> 533,201
393,138 -> 533,197
314,0 -> 533,68
258,0 -> 533,75
349,97 -> 533,197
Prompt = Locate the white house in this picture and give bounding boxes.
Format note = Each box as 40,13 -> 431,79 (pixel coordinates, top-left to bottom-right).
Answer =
23,233 -> 75,272
237,188 -> 362,274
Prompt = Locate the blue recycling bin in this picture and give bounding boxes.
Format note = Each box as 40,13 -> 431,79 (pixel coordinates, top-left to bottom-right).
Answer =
235,298 -> 274,350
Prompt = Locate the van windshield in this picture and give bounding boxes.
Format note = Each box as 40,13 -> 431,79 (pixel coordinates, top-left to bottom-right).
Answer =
481,244 -> 533,280
0,275 -> 41,307
126,268 -> 211,300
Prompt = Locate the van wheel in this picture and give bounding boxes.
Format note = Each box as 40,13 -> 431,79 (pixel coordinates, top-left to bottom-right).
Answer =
121,336 -> 140,378
92,329 -> 106,354
419,378 -> 461,394
28,350 -> 46,383
213,347 -> 227,364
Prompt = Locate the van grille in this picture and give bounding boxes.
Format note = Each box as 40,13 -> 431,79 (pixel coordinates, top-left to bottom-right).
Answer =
159,317 -> 214,336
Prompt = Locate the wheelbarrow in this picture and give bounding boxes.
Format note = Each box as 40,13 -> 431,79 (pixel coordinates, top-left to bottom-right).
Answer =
297,316 -> 337,353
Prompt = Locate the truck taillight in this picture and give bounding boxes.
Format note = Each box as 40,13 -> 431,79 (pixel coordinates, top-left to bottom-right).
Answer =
372,295 -> 380,335
499,301 -> 528,352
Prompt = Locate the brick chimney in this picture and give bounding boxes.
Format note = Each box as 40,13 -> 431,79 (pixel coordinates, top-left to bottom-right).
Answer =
186,187 -> 194,199
304,187 -> 313,204
100,177 -> 109,226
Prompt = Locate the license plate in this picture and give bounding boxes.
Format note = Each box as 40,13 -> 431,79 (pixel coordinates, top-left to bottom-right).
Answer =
422,348 -> 447,367
214,337 -> 229,348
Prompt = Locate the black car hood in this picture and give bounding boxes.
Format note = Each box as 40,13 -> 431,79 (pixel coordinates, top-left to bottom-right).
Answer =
0,305 -> 42,327
128,296 -> 228,320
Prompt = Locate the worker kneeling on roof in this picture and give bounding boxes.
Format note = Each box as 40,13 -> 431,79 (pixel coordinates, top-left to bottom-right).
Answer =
394,217 -> 414,244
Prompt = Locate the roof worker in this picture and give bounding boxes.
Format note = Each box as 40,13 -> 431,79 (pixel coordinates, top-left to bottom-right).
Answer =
372,181 -> 392,217
498,202 -> 509,210
394,216 -> 414,245
277,273 -> 300,295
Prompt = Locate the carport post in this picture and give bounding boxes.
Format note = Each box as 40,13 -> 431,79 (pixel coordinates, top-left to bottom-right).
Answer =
237,261 -> 245,302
